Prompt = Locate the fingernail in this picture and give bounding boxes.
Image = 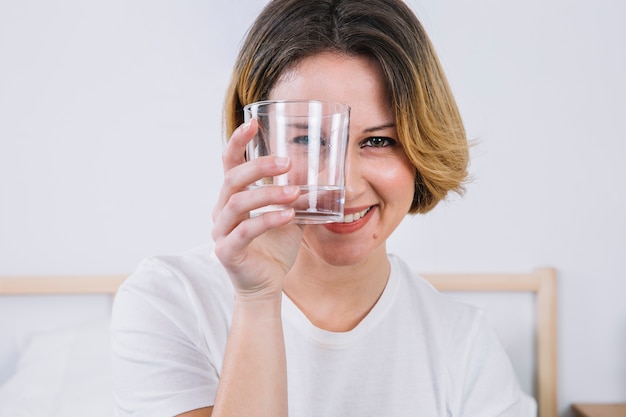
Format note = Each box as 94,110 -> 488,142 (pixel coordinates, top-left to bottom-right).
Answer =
240,120 -> 251,132
280,208 -> 295,217
275,156 -> 290,168
283,185 -> 299,195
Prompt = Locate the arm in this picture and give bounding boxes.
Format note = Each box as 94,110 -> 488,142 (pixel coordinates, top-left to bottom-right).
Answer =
208,119 -> 302,417
176,298 -> 287,417
176,407 -> 213,417
212,296 -> 287,416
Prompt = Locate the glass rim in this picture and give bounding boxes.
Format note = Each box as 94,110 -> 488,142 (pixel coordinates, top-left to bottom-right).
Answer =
243,99 -> 351,116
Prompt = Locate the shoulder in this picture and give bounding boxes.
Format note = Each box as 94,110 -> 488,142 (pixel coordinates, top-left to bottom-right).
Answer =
112,243 -> 234,336
111,244 -> 227,415
388,254 -> 482,329
388,256 -> 535,415
387,255 -> 503,371
117,244 -> 232,306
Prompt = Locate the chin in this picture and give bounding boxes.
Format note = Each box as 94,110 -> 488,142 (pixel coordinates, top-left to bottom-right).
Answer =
305,238 -> 378,268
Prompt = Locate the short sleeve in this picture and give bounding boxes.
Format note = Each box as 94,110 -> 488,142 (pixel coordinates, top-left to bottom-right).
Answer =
447,309 -> 537,417
111,258 -> 219,417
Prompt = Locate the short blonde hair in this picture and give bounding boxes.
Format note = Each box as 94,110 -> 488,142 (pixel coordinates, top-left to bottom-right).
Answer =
224,0 -> 468,213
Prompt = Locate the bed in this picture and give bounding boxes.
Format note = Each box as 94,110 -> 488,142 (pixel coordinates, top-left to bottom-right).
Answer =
0,269 -> 556,416
0,275 -> 125,416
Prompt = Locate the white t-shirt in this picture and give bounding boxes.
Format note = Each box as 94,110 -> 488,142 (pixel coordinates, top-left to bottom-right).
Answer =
111,244 -> 536,417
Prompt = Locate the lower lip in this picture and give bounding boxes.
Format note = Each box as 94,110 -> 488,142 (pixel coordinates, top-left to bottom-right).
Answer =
323,206 -> 375,234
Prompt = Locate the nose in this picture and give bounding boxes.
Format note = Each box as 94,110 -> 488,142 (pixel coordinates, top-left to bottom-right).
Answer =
343,145 -> 365,202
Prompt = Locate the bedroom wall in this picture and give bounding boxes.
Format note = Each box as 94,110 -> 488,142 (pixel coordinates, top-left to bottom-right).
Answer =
0,0 -> 624,414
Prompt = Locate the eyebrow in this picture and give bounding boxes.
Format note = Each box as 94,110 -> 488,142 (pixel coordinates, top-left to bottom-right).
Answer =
287,122 -> 397,133
287,122 -> 309,130
363,122 -> 396,134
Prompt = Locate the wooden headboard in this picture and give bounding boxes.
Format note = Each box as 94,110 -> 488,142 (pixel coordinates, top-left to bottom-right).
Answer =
0,275 -> 127,295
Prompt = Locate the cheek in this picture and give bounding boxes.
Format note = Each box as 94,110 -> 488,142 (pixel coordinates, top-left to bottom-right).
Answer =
288,154 -> 309,184
376,158 -> 416,199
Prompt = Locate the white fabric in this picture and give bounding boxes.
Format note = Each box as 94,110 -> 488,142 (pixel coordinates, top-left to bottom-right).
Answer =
0,318 -> 114,417
111,244 -> 536,417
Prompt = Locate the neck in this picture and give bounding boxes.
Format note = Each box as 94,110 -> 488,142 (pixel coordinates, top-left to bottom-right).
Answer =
283,245 -> 390,332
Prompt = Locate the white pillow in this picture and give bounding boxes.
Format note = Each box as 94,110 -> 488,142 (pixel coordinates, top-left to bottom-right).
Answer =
0,317 -> 114,417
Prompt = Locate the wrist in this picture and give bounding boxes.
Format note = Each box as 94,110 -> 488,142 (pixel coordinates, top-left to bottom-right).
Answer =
233,290 -> 283,318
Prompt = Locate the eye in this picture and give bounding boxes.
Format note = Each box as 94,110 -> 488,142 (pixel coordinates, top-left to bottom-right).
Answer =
291,135 -> 309,145
290,135 -> 328,147
361,137 -> 396,148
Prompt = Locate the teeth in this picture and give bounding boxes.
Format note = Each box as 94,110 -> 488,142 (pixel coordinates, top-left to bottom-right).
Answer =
341,207 -> 371,223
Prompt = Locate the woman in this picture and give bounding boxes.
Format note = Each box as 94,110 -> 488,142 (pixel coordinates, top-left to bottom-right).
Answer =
111,0 -> 536,416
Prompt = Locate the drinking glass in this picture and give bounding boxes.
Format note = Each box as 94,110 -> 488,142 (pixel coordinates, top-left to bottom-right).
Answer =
244,100 -> 350,224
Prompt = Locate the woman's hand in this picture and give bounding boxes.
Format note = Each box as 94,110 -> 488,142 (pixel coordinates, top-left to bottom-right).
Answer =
211,119 -> 303,301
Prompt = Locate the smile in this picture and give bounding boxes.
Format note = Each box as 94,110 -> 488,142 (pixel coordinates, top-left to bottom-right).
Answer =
340,207 -> 372,223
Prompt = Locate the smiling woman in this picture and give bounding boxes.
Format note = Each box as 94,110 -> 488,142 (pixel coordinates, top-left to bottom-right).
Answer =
110,1 -> 535,416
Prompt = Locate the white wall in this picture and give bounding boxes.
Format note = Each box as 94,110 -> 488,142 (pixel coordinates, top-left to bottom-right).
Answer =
1,0 -> 624,414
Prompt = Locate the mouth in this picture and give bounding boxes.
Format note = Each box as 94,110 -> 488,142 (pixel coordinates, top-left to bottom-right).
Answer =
339,206 -> 372,223
324,205 -> 375,234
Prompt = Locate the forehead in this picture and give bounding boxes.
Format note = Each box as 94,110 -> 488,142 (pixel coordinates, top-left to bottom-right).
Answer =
269,52 -> 394,129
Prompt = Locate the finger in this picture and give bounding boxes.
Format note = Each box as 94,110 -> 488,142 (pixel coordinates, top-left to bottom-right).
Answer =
212,185 -> 300,242
222,118 -> 258,173
211,156 -> 291,222
214,208 -> 296,270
